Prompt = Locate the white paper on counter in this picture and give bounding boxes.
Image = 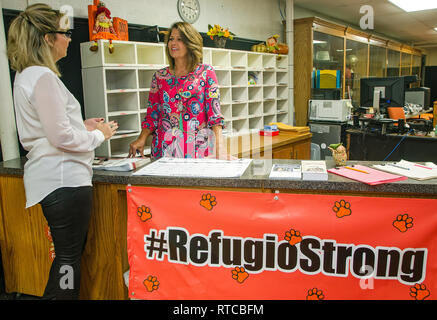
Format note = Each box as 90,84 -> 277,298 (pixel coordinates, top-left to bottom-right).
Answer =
132,157 -> 252,178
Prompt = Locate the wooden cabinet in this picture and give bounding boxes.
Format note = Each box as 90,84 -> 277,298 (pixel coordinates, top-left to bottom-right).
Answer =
229,131 -> 312,160
272,144 -> 293,159
293,17 -> 423,126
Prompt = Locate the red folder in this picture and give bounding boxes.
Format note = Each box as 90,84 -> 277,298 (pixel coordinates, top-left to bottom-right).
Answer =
328,165 -> 408,185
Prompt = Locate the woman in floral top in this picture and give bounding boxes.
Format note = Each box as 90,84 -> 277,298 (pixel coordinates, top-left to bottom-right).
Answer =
128,22 -> 225,160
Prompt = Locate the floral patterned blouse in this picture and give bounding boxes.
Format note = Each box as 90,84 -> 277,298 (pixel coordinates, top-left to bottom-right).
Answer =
141,64 -> 224,159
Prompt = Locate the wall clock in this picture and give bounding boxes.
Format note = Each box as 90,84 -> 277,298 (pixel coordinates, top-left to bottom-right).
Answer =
177,0 -> 200,24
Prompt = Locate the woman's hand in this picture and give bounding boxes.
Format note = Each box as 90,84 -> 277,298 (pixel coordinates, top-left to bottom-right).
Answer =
84,118 -> 104,131
96,121 -> 118,140
128,128 -> 151,158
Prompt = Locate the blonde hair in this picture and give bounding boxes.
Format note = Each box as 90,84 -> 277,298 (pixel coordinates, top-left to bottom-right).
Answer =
165,22 -> 203,73
7,3 -> 64,76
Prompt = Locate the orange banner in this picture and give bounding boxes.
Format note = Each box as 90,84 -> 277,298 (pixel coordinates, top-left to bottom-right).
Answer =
127,186 -> 437,300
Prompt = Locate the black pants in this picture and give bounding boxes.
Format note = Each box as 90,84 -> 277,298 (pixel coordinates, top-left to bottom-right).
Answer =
39,186 -> 93,300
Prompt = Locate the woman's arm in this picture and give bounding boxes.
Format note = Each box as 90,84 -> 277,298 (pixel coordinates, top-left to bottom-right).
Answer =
128,72 -> 159,157
212,125 -> 235,160
33,72 -> 115,152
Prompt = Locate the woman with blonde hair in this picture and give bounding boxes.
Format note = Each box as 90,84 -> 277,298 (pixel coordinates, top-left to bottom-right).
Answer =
128,22 -> 228,159
7,3 -> 118,299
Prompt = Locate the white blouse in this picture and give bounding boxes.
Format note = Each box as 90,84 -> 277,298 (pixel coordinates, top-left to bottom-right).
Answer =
13,66 -> 105,208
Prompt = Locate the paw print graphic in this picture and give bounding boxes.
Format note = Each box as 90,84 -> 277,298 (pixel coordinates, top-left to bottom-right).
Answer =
137,205 -> 152,222
393,214 -> 413,232
306,288 -> 325,300
284,229 -> 302,245
200,193 -> 217,211
143,275 -> 160,292
231,267 -> 249,284
410,283 -> 430,300
332,200 -> 351,218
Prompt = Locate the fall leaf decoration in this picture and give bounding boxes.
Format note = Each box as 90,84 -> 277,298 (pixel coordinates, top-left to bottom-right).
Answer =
207,24 -> 235,40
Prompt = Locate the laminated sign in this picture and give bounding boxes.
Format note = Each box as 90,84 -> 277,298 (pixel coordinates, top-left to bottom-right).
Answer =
126,186 -> 436,300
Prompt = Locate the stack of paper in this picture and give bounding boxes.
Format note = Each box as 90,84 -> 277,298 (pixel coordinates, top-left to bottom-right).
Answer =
328,165 -> 407,185
93,158 -> 150,172
301,160 -> 328,181
373,160 -> 437,180
269,164 -> 302,180
132,158 -> 252,178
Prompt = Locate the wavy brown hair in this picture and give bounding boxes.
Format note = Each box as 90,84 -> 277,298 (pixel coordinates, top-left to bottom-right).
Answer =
165,21 -> 203,73
7,3 -> 64,76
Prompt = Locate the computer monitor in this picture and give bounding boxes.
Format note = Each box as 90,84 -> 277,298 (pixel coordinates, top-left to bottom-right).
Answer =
360,77 -> 405,110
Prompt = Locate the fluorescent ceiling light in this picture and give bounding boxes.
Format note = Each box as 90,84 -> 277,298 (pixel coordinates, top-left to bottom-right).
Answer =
313,40 -> 326,44
434,27 -> 437,32
388,0 -> 437,12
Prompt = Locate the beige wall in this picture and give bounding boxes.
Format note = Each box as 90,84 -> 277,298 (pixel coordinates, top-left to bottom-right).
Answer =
424,48 -> 437,66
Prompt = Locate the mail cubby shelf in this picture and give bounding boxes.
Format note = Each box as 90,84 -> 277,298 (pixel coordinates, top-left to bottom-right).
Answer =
248,86 -> 263,102
220,87 -> 231,104
276,71 -> 288,86
263,71 -> 276,86
263,100 -> 277,116
276,55 -> 288,70
232,87 -> 248,103
231,103 -> 248,120
249,102 -> 263,117
249,116 -> 263,130
277,86 -> 288,100
220,104 -> 232,120
248,53 -> 263,70
107,91 -> 139,113
216,70 -> 231,87
138,69 -> 158,89
263,86 -> 276,101
231,51 -> 247,69
81,40 -> 290,156
105,69 -> 137,91
211,48 -> 231,69
231,70 -> 247,87
264,115 -> 277,126
277,112 -> 288,124
277,99 -> 289,113
233,118 -> 250,135
136,43 -> 166,66
263,54 -> 276,70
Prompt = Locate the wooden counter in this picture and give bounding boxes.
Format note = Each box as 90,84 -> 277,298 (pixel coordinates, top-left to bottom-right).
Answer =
1,158 -> 436,299
226,130 -> 312,159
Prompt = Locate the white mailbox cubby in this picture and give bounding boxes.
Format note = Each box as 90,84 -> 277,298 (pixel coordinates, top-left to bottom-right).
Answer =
107,91 -> 139,113
81,40 -> 290,154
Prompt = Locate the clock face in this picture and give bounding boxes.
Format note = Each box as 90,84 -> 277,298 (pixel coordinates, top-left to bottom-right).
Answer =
178,0 -> 200,24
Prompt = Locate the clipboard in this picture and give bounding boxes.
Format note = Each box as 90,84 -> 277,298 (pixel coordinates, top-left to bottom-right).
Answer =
373,160 -> 437,181
327,165 -> 408,185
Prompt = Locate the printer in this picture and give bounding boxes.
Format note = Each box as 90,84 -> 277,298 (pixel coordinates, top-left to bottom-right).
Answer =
405,87 -> 431,109
308,99 -> 353,122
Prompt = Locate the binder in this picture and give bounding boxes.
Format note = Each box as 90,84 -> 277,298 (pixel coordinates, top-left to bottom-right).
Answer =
327,165 -> 407,185
316,70 -> 341,89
